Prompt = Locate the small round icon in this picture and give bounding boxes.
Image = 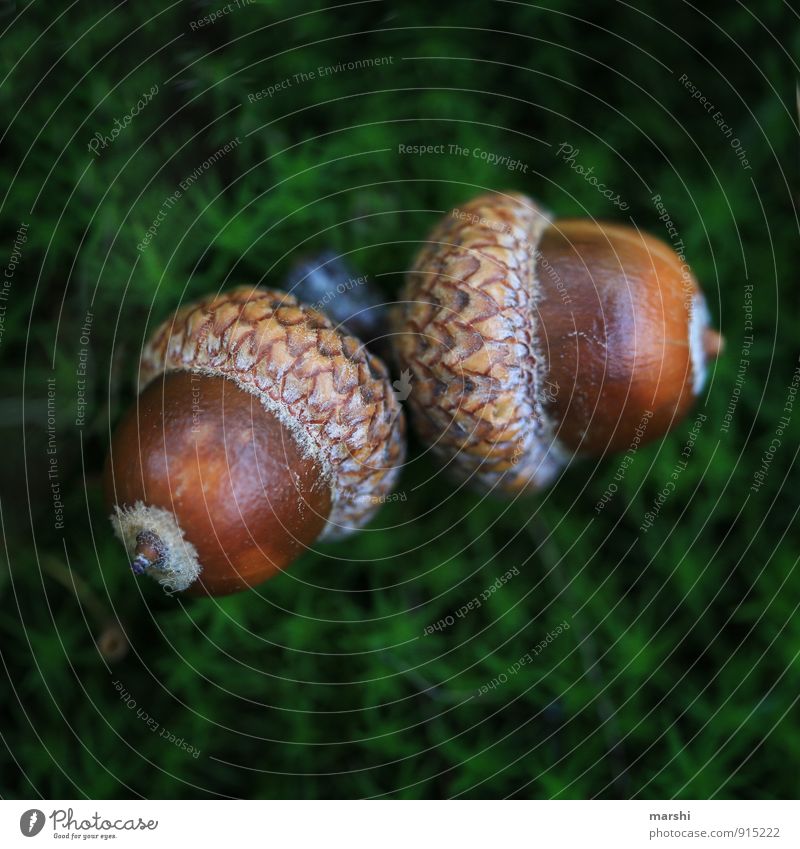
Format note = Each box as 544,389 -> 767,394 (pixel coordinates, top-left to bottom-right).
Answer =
19,809 -> 46,837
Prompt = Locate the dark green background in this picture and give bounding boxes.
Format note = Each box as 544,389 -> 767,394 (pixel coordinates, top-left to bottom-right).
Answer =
0,0 -> 797,799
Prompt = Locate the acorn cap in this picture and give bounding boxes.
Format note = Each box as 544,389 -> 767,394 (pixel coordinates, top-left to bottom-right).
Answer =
138,285 -> 405,539
393,192 -> 563,494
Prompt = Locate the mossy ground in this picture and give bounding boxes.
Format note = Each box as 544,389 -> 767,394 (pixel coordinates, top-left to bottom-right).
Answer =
0,0 -> 797,799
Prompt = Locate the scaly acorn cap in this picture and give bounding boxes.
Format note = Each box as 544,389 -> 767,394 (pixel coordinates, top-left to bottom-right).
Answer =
393,193 -> 560,494
137,285 -> 406,539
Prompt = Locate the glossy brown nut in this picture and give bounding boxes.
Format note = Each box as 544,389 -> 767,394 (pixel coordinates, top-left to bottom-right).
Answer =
537,218 -> 720,455
105,372 -> 332,596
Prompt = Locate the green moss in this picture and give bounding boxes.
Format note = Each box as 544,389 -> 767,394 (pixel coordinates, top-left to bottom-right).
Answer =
0,0 -> 796,799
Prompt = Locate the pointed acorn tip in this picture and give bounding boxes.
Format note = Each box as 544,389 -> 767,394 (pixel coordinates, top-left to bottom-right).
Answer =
703,328 -> 724,361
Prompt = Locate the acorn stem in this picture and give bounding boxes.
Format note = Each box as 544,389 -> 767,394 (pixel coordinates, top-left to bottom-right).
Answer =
130,554 -> 149,575
111,502 -> 202,593
131,529 -> 166,575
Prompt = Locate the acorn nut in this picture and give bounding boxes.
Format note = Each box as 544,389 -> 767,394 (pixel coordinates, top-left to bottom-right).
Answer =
392,191 -> 723,494
105,286 -> 406,596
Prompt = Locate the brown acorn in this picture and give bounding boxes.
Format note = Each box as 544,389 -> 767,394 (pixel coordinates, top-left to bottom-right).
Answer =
392,191 -> 722,494
105,286 -> 405,596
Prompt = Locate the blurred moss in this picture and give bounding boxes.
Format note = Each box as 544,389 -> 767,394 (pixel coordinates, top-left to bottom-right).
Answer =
0,0 -> 796,799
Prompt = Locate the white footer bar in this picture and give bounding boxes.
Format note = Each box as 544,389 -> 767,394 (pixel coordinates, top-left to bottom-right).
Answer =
3,800 -> 796,848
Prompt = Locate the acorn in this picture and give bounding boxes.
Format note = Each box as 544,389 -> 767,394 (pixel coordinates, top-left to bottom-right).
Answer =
392,191 -> 722,494
105,285 -> 405,596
